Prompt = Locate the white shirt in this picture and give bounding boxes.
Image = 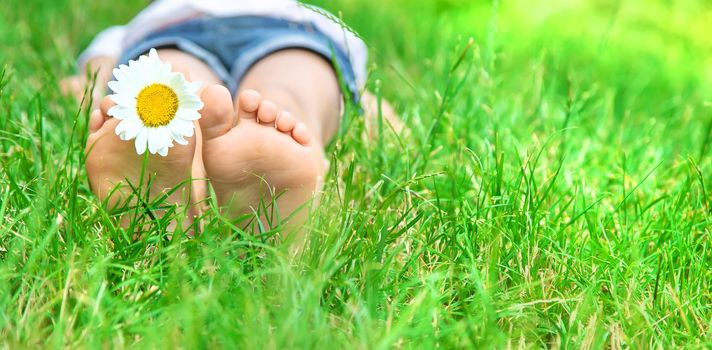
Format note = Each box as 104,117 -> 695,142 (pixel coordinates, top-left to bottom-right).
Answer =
78,0 -> 367,87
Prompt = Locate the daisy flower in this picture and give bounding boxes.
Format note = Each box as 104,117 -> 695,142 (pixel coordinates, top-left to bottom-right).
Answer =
107,48 -> 203,157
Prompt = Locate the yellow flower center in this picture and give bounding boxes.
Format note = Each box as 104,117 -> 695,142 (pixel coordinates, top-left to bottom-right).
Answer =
135,83 -> 179,127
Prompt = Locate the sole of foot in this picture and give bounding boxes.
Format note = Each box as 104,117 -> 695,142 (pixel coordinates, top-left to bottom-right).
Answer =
199,86 -> 324,232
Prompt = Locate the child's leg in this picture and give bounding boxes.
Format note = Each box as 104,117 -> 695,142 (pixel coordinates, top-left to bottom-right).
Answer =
199,49 -> 341,232
237,49 -> 342,147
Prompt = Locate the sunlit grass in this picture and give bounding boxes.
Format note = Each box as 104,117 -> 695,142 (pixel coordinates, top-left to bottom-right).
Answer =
0,0 -> 710,348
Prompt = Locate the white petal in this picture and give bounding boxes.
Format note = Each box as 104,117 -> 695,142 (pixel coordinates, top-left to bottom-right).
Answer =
178,97 -> 204,110
159,127 -> 174,147
109,94 -> 136,108
168,121 -> 191,144
107,105 -> 121,118
149,127 -> 172,154
173,136 -> 188,146
149,61 -> 166,83
115,120 -> 130,140
127,80 -> 144,97
175,109 -> 201,121
161,61 -> 172,78
186,81 -> 202,92
113,65 -> 129,81
107,105 -> 131,120
165,72 -> 180,88
169,118 -> 194,135
147,129 -> 159,154
135,128 -> 148,155
137,66 -> 154,86
148,48 -> 160,61
170,128 -> 188,145
128,57 -> 140,70
113,107 -> 137,121
157,146 -> 169,157
133,58 -> 152,87
174,135 -> 189,145
109,80 -> 139,97
138,53 -> 149,65
107,81 -> 121,93
111,67 -> 122,81
115,118 -> 142,140
153,132 -> 173,154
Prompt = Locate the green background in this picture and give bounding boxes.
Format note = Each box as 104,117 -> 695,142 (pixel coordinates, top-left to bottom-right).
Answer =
0,0 -> 710,348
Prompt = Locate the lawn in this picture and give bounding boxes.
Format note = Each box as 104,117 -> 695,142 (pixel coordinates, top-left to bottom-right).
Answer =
0,0 -> 710,348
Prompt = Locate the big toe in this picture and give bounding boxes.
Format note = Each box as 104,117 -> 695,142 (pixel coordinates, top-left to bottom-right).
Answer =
199,84 -> 235,141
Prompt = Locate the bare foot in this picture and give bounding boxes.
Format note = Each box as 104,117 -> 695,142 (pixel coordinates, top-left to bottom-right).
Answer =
199,87 -> 324,232
86,93 -> 205,227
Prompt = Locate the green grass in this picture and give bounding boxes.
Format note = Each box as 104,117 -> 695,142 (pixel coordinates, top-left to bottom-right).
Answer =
1,0 -> 711,348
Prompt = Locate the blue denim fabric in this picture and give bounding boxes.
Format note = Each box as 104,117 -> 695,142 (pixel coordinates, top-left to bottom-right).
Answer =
116,16 -> 360,104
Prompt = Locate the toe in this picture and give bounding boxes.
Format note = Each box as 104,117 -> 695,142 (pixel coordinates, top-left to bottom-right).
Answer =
99,95 -> 115,117
257,100 -> 279,124
199,85 -> 235,141
237,90 -> 261,120
88,109 -> 105,133
292,122 -> 312,146
276,111 -> 296,132
85,118 -> 121,156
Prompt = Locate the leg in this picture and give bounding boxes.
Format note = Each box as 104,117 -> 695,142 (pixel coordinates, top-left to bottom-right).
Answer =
85,49 -> 222,229
237,49 -> 342,146
200,49 -> 341,234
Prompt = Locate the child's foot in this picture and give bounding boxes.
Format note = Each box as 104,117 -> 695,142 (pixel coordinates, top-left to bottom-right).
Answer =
85,94 -> 201,223
199,86 -> 324,230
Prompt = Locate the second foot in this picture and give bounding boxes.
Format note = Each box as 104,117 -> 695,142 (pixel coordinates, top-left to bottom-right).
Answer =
199,87 -> 325,229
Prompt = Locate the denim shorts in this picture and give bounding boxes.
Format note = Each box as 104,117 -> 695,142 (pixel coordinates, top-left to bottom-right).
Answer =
117,16 -> 360,104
